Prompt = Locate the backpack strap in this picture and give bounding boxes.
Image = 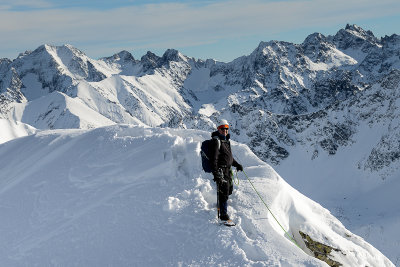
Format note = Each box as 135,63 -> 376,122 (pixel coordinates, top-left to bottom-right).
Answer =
212,136 -> 221,150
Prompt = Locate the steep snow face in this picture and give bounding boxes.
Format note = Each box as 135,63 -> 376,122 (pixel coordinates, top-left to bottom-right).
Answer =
0,125 -> 394,266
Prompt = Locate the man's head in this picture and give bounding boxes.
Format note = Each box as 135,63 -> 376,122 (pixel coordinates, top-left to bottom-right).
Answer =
217,119 -> 229,136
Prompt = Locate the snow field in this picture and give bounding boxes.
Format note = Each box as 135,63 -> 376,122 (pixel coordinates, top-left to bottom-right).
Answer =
0,124 -> 394,266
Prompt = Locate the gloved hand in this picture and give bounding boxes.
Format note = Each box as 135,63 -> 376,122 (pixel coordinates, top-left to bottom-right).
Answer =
236,163 -> 243,172
213,168 -> 224,183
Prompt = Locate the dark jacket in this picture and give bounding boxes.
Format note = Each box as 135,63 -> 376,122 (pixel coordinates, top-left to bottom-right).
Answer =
210,131 -> 239,173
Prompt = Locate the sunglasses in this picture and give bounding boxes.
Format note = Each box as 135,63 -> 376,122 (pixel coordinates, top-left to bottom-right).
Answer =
220,128 -> 229,131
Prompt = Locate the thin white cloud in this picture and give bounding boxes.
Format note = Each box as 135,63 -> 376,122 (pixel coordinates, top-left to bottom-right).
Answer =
0,0 -> 399,59
0,0 -> 52,10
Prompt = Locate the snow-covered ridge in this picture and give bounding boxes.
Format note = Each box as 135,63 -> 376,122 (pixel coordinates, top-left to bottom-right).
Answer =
0,125 -> 393,266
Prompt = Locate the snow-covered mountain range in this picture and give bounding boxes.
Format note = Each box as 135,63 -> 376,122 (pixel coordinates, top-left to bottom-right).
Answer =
1,24 -> 399,265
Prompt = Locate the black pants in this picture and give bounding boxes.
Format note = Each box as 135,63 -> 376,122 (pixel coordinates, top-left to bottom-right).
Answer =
217,167 -> 233,215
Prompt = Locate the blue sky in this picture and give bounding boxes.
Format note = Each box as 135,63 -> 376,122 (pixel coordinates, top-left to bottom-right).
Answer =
1,0 -> 400,62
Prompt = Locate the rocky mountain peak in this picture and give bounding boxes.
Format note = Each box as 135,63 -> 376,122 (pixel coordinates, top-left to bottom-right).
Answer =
382,33 -> 400,49
303,32 -> 327,46
140,51 -> 161,72
161,49 -> 186,63
101,50 -> 136,64
332,24 -> 379,50
61,44 -> 87,57
16,50 -> 32,60
139,49 -> 189,74
116,50 -> 135,61
345,23 -> 375,38
253,40 -> 291,55
301,32 -> 334,60
14,43 -> 80,68
28,44 -> 86,60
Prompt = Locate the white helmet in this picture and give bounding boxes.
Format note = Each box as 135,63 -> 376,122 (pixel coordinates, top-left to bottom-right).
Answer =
217,119 -> 229,129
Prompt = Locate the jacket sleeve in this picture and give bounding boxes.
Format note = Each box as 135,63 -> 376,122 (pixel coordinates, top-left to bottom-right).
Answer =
210,138 -> 220,173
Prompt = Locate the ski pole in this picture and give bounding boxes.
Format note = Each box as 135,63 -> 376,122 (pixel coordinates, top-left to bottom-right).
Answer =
217,184 -> 220,219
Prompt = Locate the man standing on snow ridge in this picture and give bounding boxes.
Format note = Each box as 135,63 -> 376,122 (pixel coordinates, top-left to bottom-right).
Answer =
210,119 -> 243,221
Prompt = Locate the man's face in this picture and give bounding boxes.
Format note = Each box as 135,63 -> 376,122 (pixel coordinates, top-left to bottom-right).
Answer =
218,127 -> 229,136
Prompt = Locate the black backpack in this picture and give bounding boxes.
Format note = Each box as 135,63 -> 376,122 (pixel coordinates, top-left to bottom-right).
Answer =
200,137 -> 220,173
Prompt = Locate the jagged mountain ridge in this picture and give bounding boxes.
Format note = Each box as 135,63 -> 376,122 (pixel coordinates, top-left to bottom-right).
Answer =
1,24 -> 400,171
0,44 -> 195,127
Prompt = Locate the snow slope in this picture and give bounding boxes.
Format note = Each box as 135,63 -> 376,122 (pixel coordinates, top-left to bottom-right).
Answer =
0,124 -> 393,266
0,119 -> 36,144
275,133 -> 400,266
7,91 -> 116,129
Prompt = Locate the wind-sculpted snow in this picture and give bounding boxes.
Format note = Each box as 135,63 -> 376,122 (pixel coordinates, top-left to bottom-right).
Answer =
0,125 -> 393,266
